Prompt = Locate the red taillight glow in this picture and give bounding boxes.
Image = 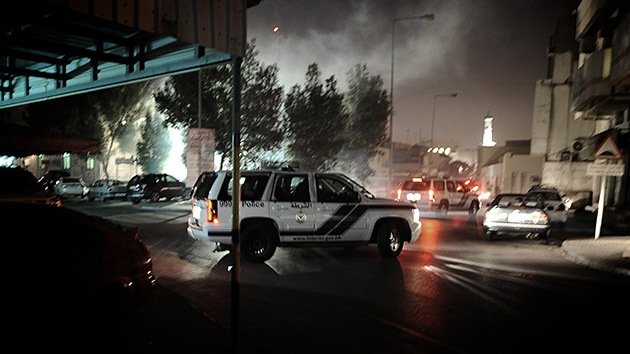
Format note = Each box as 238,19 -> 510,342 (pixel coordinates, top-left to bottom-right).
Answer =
428,189 -> 435,202
397,189 -> 402,200
206,199 -> 219,224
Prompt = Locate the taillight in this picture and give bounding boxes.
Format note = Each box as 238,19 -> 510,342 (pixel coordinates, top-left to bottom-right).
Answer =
397,189 -> 402,200
206,199 -> 219,223
429,189 -> 435,202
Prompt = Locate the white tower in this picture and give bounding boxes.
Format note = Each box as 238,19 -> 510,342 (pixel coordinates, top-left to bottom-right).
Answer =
482,114 -> 497,147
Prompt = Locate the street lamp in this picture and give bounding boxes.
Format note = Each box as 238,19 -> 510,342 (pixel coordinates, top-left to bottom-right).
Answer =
430,93 -> 457,146
388,13 -> 434,197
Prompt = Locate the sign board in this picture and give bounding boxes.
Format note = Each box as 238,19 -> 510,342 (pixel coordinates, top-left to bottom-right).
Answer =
594,132 -> 622,160
186,128 -> 215,188
586,163 -> 625,176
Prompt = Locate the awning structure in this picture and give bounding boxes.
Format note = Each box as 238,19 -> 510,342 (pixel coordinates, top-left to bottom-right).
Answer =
0,0 -> 259,109
0,122 -> 101,157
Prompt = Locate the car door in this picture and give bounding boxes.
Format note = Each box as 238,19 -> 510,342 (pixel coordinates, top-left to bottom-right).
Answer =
314,174 -> 365,242
269,173 -> 316,242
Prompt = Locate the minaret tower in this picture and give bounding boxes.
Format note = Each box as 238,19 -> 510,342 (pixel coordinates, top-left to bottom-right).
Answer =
482,113 -> 497,147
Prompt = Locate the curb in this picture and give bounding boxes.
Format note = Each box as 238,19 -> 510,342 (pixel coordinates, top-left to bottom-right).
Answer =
558,244 -> 630,277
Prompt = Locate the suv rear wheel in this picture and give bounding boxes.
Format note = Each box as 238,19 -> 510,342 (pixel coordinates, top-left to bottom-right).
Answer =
241,224 -> 277,262
376,221 -> 404,258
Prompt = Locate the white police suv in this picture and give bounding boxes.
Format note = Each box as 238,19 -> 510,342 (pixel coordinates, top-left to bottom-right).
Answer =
187,170 -> 422,262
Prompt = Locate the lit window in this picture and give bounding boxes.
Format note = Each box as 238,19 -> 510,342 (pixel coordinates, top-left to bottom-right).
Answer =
63,152 -> 71,169
86,156 -> 95,170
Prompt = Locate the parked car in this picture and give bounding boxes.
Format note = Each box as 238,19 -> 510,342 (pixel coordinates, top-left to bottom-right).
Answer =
188,169 -> 422,262
1,201 -> 156,347
480,193 -> 551,241
396,176 -> 480,214
87,179 -> 127,201
54,176 -> 88,199
38,169 -> 70,193
0,166 -> 62,206
126,173 -> 187,204
526,184 -> 568,225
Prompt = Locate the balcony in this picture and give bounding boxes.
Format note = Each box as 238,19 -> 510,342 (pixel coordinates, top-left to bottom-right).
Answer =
576,0 -> 607,39
571,49 -> 612,112
611,14 -> 630,87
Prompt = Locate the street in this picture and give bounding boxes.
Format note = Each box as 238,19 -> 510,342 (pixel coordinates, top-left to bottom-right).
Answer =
67,199 -> 630,353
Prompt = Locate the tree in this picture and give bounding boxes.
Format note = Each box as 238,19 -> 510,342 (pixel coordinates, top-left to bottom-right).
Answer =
25,81 -> 154,178
136,112 -> 171,173
283,63 -> 348,171
91,82 -> 155,178
338,64 -> 390,182
154,39 -> 284,169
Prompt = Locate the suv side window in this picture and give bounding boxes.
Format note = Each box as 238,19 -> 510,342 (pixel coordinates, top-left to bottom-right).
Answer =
274,174 -> 310,202
433,180 -> 446,191
192,172 -> 218,199
316,175 -> 356,203
446,180 -> 457,192
219,174 -> 271,201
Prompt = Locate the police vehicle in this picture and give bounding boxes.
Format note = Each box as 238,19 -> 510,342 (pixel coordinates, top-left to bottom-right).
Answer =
396,176 -> 480,214
187,170 -> 422,262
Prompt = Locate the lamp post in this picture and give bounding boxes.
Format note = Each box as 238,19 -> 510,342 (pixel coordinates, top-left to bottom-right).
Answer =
430,92 -> 457,146
388,13 -> 434,197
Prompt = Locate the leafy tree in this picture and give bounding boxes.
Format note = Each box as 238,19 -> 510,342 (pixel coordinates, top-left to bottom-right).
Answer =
240,42 -> 284,169
154,39 -> 284,169
338,64 -> 390,182
91,82 -> 155,178
136,112 -> 171,173
283,63 -> 348,171
25,82 -> 154,178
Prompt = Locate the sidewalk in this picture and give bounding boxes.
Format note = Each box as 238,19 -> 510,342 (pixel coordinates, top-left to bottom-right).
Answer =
557,208 -> 630,276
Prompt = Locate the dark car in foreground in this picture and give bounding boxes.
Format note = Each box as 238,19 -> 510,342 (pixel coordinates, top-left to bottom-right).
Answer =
2,201 -> 157,348
0,166 -> 61,206
479,193 -> 551,241
126,173 -> 187,204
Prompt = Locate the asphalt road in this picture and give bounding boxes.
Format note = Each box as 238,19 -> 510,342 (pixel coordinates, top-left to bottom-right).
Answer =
65,199 -> 630,353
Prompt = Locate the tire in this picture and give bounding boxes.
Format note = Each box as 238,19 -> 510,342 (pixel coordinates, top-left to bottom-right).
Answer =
468,201 -> 480,215
241,224 -> 277,262
483,228 -> 495,241
438,201 -> 449,215
376,221 -> 404,258
131,198 -> 141,204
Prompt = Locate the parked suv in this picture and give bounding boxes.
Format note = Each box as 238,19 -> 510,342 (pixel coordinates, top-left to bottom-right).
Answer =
187,170 -> 422,262
396,176 -> 480,214
126,173 -> 187,204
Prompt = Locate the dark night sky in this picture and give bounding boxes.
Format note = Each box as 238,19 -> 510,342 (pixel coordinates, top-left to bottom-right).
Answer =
246,0 -> 581,151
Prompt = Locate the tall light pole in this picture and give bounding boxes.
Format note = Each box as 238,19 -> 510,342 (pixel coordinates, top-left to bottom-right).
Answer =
389,13 -> 434,197
430,92 -> 457,146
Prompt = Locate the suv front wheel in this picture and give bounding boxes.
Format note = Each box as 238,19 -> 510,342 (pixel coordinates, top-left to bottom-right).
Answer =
376,221 -> 404,258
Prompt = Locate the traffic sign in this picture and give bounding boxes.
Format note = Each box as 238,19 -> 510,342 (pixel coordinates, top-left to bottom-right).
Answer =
594,132 -> 622,160
586,163 -> 625,176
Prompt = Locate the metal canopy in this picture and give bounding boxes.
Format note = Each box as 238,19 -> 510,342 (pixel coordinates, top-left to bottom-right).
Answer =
0,0 -> 258,109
